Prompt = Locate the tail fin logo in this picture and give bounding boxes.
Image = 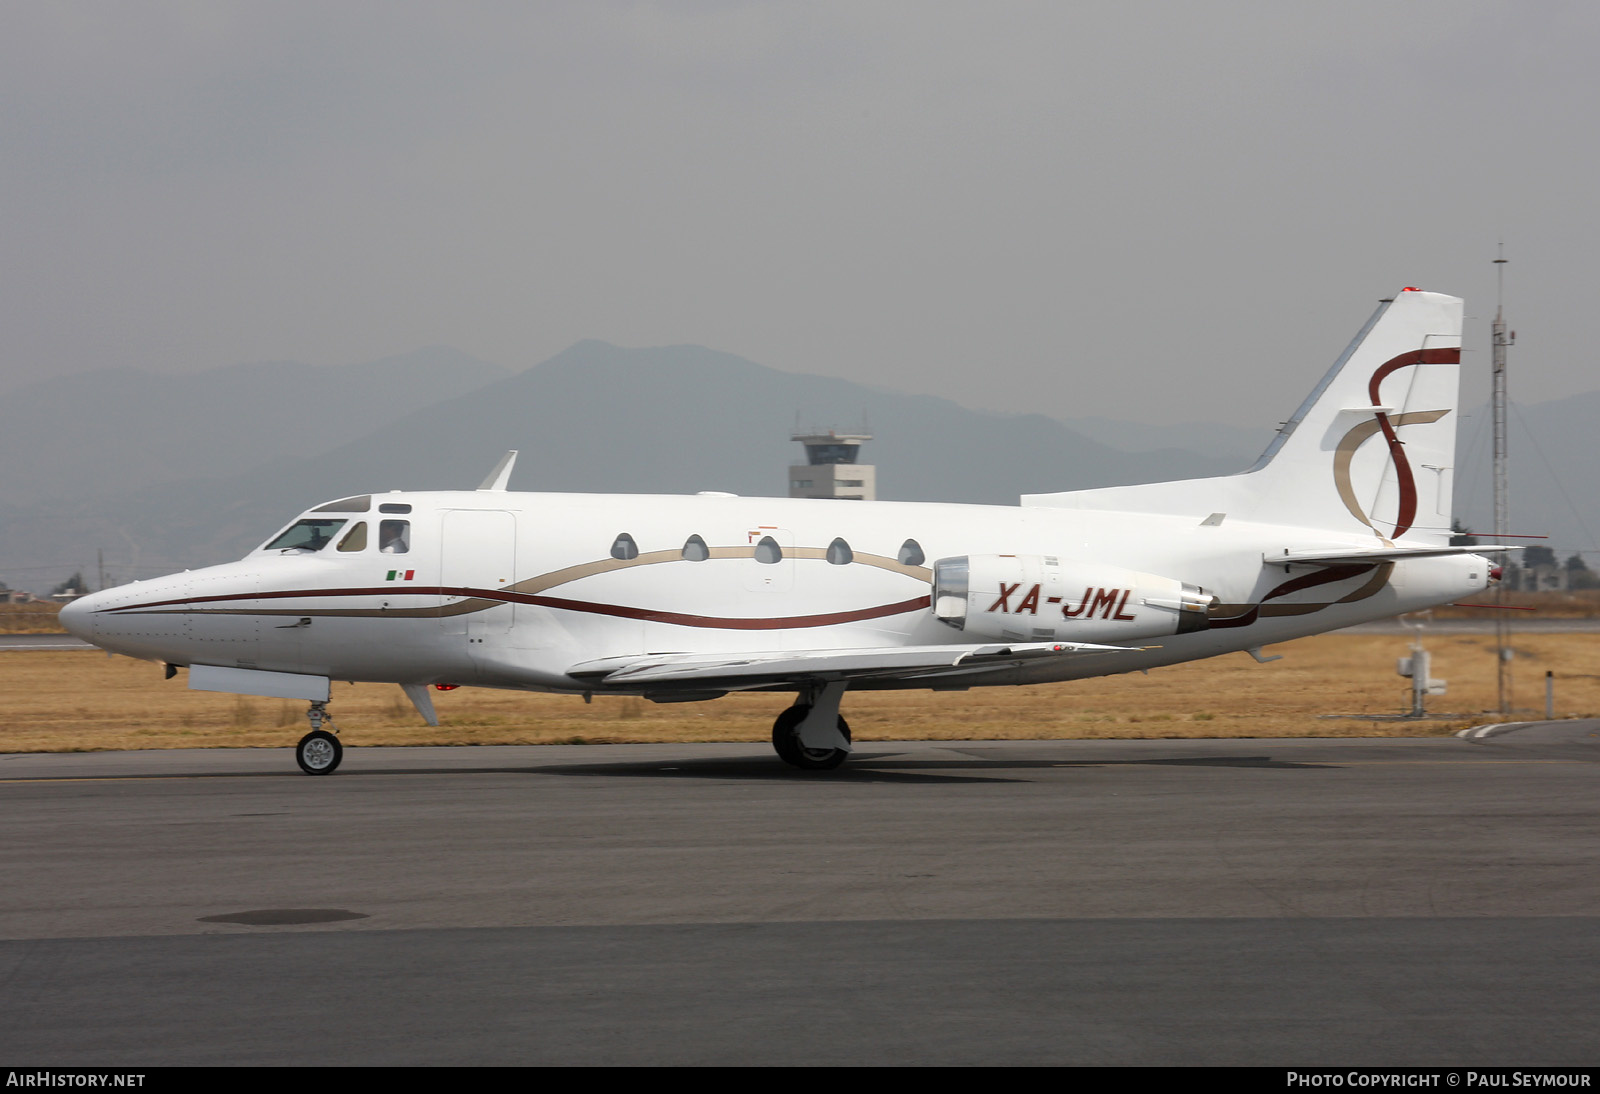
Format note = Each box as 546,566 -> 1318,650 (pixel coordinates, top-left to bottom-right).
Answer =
1333,348 -> 1458,540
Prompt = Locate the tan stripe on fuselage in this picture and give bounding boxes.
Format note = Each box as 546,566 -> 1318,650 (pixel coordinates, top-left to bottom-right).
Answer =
506,546 -> 932,595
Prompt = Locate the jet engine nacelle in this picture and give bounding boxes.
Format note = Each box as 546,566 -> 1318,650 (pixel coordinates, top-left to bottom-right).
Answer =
932,554 -> 1215,643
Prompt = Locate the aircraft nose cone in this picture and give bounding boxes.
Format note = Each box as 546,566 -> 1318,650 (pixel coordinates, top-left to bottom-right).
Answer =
58,594 -> 95,642
58,575 -> 198,661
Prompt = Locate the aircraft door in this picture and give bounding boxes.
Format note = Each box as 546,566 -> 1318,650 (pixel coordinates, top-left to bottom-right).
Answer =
440,510 -> 517,642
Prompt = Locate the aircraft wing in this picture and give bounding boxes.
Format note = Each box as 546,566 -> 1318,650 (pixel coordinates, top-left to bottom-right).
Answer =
567,641 -> 1142,689
1275,545 -> 1521,566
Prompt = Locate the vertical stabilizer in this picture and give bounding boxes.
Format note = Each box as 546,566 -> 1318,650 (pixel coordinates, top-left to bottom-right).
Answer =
1024,289 -> 1464,544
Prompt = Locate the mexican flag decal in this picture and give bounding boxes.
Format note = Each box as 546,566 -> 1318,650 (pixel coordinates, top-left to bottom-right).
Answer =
386,569 -> 415,581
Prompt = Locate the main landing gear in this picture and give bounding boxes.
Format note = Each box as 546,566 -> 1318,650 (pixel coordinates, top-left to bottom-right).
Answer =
771,682 -> 852,770
296,700 -> 343,775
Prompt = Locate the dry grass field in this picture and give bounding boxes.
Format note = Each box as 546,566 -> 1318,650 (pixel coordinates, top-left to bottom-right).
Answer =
0,603 -> 66,633
4,630 -> 1596,754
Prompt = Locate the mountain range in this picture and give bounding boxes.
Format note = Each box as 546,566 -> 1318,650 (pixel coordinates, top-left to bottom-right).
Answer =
1,341 -> 1593,590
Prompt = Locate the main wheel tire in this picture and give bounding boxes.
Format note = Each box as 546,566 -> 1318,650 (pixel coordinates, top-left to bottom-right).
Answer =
771,706 -> 851,770
296,729 -> 343,775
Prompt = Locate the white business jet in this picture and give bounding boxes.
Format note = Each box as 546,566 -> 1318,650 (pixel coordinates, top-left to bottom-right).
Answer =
61,289 -> 1503,774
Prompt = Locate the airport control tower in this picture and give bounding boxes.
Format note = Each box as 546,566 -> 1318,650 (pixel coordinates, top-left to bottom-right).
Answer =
789,429 -> 875,501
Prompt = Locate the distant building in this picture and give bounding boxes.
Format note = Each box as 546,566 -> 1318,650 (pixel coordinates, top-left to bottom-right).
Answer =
789,429 -> 875,501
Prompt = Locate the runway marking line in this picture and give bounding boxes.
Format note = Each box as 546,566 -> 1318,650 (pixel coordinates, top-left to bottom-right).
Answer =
1298,759 -> 1585,766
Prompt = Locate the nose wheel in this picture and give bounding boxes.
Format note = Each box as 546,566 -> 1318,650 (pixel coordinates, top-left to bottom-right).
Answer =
296,701 -> 343,775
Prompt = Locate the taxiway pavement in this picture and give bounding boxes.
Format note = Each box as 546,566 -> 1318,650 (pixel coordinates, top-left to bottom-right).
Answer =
3,727 -> 1598,1065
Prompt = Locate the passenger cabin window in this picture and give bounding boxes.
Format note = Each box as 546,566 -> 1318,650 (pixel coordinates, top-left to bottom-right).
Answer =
336,522 -> 368,552
379,520 -> 410,554
682,535 -> 709,562
898,539 -> 925,567
264,519 -> 347,553
826,538 -> 853,565
754,536 -> 782,564
611,533 -> 639,561
312,495 -> 371,513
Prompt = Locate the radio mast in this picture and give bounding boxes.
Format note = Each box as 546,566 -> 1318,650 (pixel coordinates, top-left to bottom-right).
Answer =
1491,249 -> 1514,714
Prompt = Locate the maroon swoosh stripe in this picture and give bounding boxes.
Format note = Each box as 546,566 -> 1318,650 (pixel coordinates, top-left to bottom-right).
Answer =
1209,564 -> 1374,629
99,586 -> 932,630
97,586 -> 444,612
1366,347 -> 1459,539
514,593 -> 931,629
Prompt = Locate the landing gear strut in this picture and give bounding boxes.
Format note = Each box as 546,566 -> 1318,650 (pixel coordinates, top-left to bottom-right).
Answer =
296,700 -> 343,775
771,681 -> 852,770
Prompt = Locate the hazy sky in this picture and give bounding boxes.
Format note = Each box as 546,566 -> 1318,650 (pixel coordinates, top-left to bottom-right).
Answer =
3,1 -> 1594,427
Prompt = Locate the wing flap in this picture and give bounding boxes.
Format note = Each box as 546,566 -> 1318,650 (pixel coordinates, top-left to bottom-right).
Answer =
567,641 -> 1143,688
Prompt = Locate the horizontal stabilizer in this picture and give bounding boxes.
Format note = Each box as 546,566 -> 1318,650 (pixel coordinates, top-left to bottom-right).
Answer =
567,641 -> 1141,688
1274,545 -> 1519,566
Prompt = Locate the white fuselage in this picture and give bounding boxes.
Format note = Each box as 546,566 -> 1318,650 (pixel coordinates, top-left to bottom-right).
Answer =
65,489 -> 1492,695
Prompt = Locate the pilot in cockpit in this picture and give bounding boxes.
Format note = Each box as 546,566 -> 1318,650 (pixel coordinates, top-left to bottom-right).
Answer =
264,518 -> 346,553
379,520 -> 410,554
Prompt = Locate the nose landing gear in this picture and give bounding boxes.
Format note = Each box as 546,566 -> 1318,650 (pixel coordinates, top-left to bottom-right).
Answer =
296,700 -> 343,775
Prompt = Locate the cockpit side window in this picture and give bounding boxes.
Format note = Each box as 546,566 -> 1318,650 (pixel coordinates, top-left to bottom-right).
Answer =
264,519 -> 348,553
336,522 -> 368,552
379,520 -> 411,554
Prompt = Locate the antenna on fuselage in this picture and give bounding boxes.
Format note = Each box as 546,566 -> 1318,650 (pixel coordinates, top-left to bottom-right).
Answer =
477,450 -> 518,492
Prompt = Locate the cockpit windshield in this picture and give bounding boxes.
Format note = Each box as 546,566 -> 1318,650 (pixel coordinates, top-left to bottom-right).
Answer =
263,519 -> 348,553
